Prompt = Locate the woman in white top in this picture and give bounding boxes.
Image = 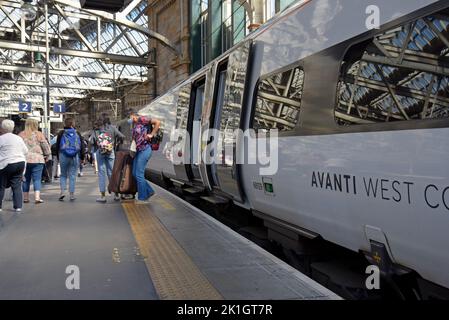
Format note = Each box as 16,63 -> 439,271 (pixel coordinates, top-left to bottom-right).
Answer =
0,120 -> 28,213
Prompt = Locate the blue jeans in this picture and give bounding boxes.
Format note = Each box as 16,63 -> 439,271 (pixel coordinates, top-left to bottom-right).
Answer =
96,151 -> 115,193
59,153 -> 79,193
23,163 -> 44,192
132,147 -> 154,200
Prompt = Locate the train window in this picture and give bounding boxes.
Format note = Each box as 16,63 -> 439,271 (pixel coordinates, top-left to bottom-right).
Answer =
253,66 -> 304,132
336,13 -> 449,126
175,84 -> 191,131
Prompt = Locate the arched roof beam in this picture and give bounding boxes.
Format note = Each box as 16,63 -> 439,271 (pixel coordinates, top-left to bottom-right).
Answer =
53,0 -> 179,56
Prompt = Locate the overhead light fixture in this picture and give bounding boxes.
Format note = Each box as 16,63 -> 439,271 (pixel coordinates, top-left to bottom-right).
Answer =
21,0 -> 37,21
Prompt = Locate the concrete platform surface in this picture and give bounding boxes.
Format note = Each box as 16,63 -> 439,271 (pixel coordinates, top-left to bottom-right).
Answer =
0,169 -> 157,300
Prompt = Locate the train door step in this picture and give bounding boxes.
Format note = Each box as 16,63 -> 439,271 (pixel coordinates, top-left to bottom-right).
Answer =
200,195 -> 229,205
183,186 -> 205,195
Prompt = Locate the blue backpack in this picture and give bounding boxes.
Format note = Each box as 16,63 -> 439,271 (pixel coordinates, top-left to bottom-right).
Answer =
60,128 -> 81,157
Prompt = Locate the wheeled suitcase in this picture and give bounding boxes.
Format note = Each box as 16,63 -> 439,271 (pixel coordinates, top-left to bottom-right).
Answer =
108,151 -> 137,196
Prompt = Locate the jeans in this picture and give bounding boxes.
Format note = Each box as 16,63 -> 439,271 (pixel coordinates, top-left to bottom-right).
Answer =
0,162 -> 25,210
132,146 -> 154,200
96,151 -> 115,193
59,153 -> 79,194
23,163 -> 44,192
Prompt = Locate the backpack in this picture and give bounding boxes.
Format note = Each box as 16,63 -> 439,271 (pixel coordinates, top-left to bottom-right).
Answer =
96,130 -> 114,155
60,128 -> 81,157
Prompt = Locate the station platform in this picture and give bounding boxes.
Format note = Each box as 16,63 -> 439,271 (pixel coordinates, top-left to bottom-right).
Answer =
0,168 -> 340,300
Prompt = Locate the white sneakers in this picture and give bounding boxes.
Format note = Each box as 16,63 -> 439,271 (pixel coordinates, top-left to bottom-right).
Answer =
96,196 -> 107,203
0,208 -> 22,213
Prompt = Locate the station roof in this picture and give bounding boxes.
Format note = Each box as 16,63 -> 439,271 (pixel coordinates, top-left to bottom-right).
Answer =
0,0 -> 176,117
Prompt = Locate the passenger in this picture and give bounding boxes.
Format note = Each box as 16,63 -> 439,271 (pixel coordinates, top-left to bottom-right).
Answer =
88,123 -> 100,175
0,120 -> 28,213
55,118 -> 85,201
51,134 -> 61,179
19,119 -> 51,204
78,135 -> 88,177
90,116 -> 125,203
127,109 -> 161,204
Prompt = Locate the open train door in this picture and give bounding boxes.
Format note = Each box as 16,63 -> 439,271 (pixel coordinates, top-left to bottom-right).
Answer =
208,41 -> 252,203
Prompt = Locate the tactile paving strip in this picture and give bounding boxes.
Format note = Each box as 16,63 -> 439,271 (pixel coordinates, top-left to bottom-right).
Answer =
122,202 -> 223,300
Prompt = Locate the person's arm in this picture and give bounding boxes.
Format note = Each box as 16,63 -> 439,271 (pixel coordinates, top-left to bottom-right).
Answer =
90,130 -> 98,151
38,132 -> 51,158
113,125 -> 125,140
78,132 -> 85,161
147,118 -> 161,139
55,131 -> 62,160
20,137 -> 28,156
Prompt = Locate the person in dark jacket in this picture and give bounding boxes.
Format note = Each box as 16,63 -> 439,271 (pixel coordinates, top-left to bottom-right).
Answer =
55,118 -> 85,201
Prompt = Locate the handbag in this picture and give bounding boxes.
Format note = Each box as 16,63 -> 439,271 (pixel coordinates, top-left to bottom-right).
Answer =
130,140 -> 137,158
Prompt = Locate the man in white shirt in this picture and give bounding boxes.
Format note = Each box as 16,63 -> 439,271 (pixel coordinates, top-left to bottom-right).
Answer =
0,120 -> 28,213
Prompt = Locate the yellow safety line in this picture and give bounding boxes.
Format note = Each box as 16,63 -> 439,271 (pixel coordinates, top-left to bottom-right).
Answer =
122,202 -> 223,300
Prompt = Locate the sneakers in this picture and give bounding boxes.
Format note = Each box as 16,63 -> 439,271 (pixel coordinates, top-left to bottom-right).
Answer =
96,196 -> 107,203
114,194 -> 121,202
15,208 -> 22,214
70,194 -> 76,201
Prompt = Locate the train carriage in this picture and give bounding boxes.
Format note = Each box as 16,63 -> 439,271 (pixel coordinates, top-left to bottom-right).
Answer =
125,0 -> 449,298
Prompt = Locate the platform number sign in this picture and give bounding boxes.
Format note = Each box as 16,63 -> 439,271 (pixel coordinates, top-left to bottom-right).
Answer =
53,103 -> 66,114
19,101 -> 32,113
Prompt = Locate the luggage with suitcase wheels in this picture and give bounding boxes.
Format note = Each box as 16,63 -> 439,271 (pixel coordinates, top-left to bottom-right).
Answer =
108,151 -> 137,198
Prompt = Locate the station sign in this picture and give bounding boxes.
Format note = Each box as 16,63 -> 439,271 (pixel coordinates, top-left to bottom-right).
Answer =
53,103 -> 66,114
18,101 -> 32,113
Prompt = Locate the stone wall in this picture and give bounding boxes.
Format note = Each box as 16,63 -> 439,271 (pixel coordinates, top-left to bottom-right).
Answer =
50,0 -> 192,134
148,0 -> 190,95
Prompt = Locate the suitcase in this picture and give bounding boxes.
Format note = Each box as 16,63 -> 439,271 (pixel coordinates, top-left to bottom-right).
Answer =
108,151 -> 137,196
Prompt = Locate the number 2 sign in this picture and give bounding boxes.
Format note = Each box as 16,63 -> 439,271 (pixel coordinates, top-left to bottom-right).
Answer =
19,101 -> 32,113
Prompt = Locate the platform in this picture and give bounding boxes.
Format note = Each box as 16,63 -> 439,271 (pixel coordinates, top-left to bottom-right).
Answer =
0,168 -> 340,300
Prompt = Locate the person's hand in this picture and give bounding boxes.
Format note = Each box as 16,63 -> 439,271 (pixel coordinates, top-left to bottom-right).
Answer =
146,134 -> 154,141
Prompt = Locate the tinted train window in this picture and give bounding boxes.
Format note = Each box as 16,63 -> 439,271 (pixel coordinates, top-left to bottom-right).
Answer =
253,67 -> 304,132
176,84 -> 191,131
336,12 -> 449,126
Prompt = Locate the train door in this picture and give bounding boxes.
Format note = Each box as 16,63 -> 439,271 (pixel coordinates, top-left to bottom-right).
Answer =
198,64 -> 216,191
173,83 -> 191,182
209,41 -> 251,202
202,61 -> 227,189
188,78 -> 206,183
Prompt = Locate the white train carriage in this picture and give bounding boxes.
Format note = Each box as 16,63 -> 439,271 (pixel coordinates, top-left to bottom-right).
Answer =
133,0 -> 449,297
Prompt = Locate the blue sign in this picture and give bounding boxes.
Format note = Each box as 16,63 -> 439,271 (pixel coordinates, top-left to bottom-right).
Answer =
53,103 -> 66,114
18,101 -> 32,113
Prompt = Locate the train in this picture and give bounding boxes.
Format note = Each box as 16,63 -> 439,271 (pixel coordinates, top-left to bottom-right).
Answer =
118,0 -> 449,298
